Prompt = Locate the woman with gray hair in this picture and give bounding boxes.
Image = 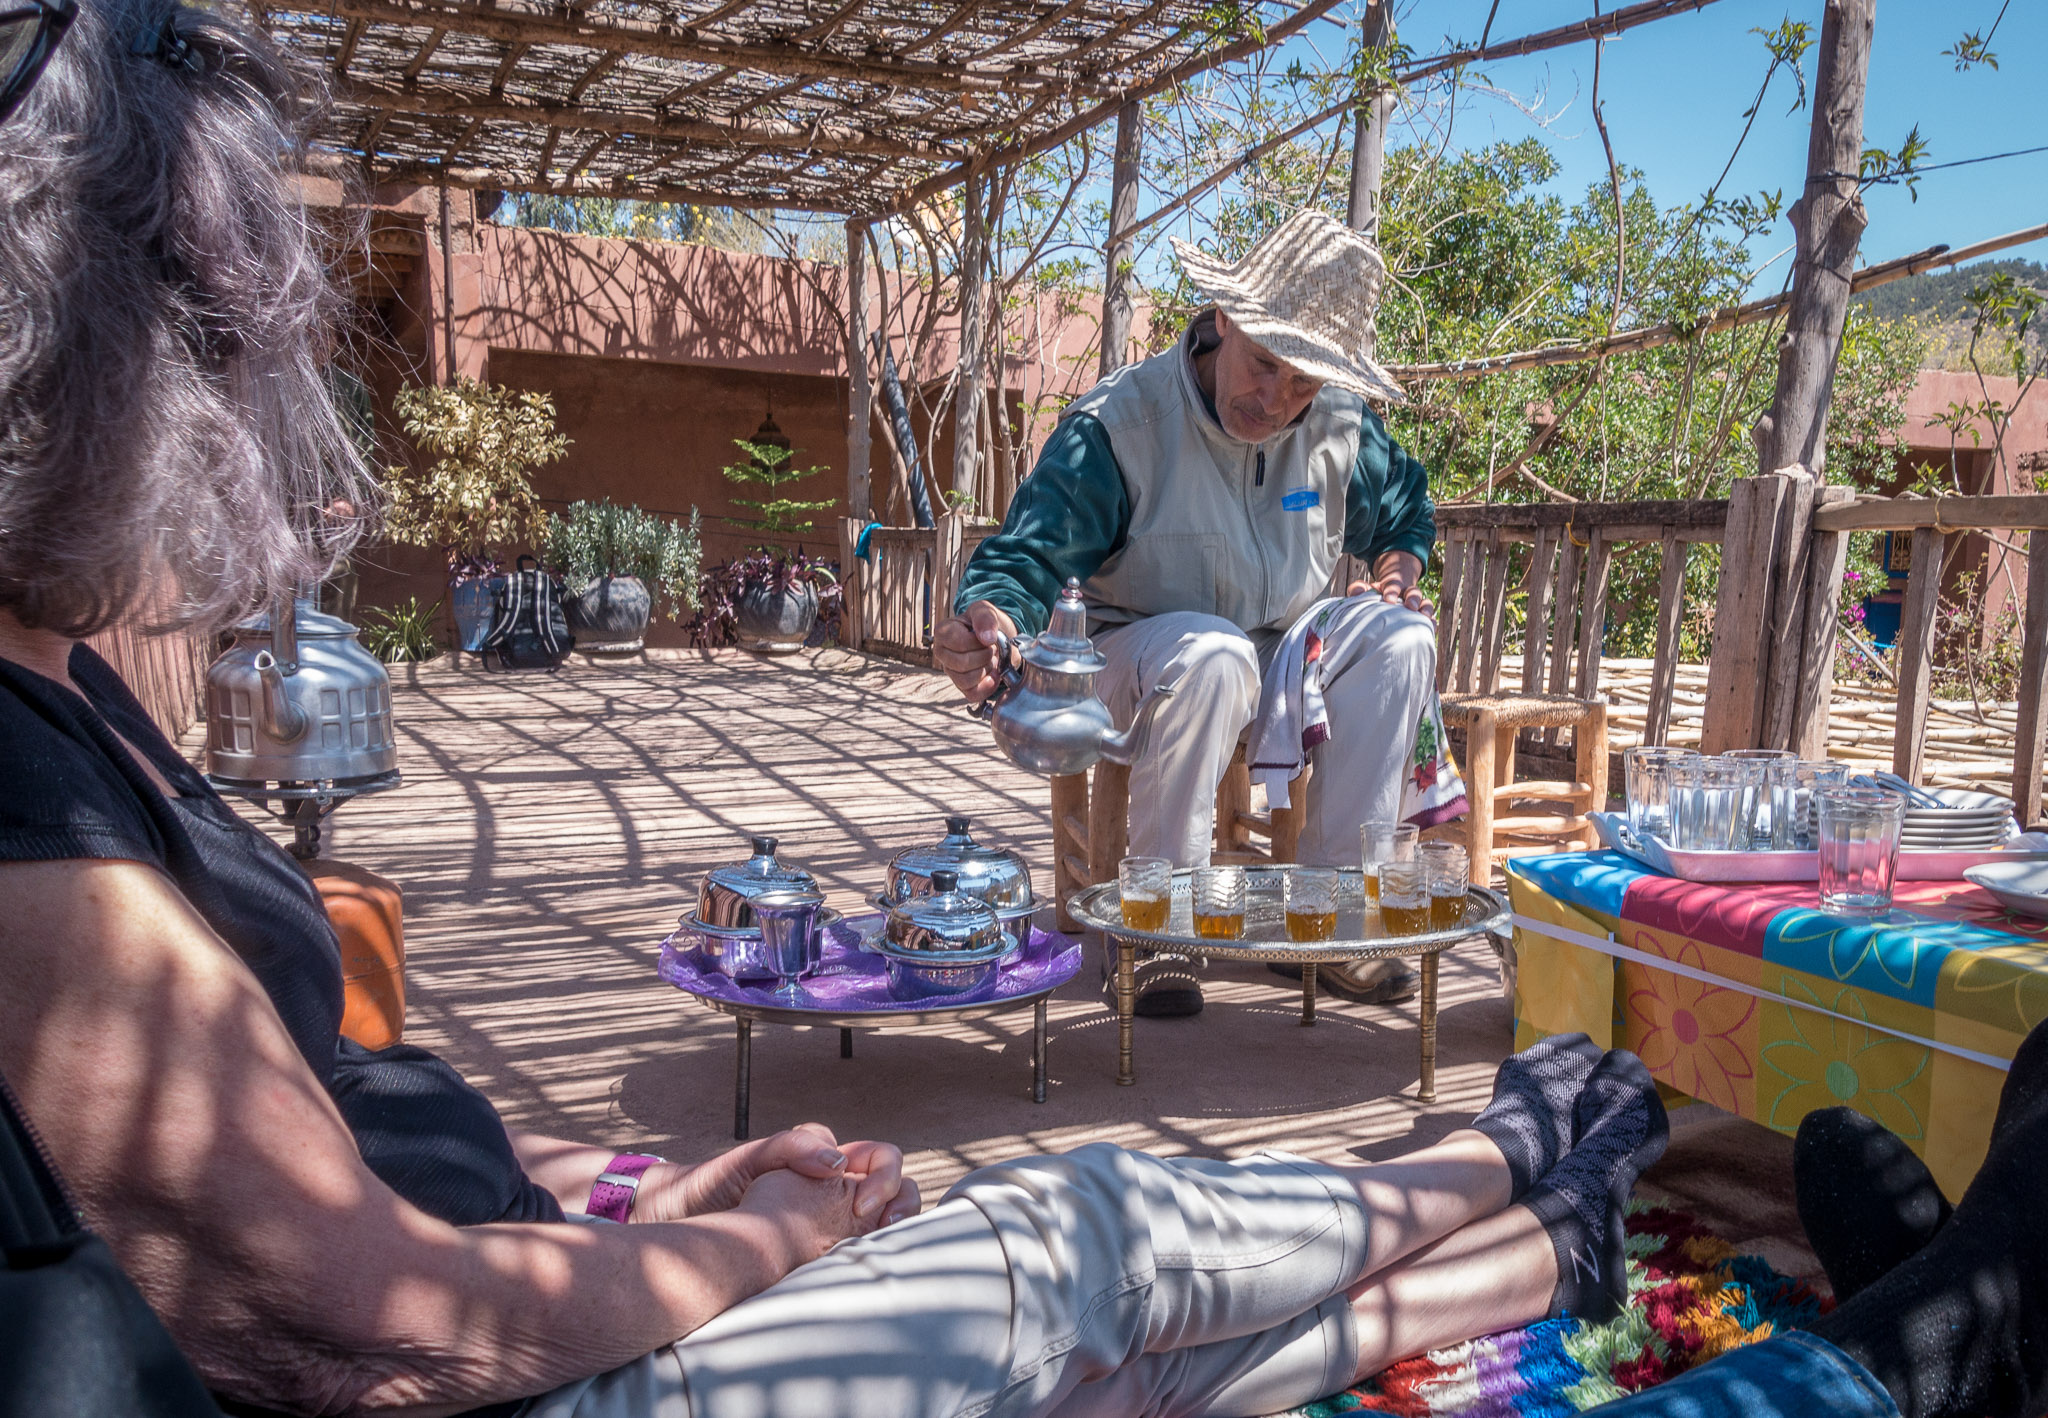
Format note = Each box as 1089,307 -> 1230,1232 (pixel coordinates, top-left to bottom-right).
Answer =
0,5 -> 1986,1418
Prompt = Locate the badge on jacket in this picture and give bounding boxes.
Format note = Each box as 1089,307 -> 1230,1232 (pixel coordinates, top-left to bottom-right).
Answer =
1281,488 -> 1320,511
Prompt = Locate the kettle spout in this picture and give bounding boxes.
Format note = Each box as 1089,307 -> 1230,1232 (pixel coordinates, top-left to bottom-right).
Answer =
1098,683 -> 1176,766
251,650 -> 308,744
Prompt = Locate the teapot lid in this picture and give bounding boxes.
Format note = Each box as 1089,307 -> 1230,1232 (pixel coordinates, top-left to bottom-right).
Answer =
233,597 -> 360,638
1019,579 -> 1106,675
705,835 -> 816,901
883,816 -> 1032,907
885,869 -> 1002,952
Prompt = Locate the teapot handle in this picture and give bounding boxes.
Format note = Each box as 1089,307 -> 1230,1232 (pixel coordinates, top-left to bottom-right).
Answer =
967,632 -> 1027,721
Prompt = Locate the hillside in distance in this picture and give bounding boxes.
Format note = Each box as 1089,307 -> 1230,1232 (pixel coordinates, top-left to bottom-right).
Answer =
1851,257 -> 2047,369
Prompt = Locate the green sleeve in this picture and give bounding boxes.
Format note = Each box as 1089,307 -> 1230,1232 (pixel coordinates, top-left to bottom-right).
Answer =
953,413 -> 1130,635
1344,407 -> 1436,567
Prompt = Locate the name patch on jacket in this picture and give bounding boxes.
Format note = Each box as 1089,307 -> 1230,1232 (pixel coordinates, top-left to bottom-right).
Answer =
1281,488 -> 1320,511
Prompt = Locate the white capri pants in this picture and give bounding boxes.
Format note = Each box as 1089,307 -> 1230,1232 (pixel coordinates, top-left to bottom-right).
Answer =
1094,608 -> 1438,868
523,1143 -> 1370,1418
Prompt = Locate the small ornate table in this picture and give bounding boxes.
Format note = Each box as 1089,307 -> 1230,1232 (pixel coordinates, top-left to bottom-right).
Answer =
1066,867 -> 1511,1102
659,915 -> 1085,1139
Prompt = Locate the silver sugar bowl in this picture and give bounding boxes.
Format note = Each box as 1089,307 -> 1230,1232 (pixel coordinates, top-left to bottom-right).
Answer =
877,815 -> 1036,954
874,870 -> 1008,1001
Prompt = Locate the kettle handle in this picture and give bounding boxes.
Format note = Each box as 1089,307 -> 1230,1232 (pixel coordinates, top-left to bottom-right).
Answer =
967,631 -> 1026,722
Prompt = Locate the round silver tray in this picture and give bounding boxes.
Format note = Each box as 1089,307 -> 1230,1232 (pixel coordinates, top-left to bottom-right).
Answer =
1066,865 -> 1511,963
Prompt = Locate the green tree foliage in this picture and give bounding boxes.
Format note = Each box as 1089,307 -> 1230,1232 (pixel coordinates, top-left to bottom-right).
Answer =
502,194 -> 764,252
719,437 -> 836,553
383,378 -> 569,575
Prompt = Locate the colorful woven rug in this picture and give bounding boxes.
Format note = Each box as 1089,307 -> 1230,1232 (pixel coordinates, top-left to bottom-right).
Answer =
1285,1203 -> 1831,1416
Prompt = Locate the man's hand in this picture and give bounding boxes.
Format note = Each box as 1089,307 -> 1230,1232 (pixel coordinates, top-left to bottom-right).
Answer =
731,1167 -> 873,1272
933,599 -> 1019,702
1347,551 -> 1434,620
636,1124 -> 919,1229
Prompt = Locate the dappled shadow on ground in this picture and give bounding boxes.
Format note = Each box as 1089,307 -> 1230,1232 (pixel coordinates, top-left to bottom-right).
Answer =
194,648 -> 1800,1222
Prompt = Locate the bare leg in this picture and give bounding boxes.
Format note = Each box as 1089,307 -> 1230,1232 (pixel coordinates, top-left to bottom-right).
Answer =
1346,1202 -> 1558,1384
1326,1128 -> 1517,1283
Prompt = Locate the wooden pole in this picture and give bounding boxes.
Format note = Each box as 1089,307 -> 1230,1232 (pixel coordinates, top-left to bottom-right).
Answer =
952,172 -> 984,503
437,183 -> 456,385
2014,527 -> 2048,824
1754,0 -> 1873,479
1345,4 -> 1393,237
1099,100 -> 1143,380
1789,484 -> 1856,758
1700,474 -> 1794,753
844,219 -> 873,522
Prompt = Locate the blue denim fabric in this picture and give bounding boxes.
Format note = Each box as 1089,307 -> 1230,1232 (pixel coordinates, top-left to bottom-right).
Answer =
1587,1332 -> 1899,1418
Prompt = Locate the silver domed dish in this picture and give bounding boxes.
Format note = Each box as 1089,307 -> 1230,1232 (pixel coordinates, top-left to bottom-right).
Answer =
696,835 -> 817,930
874,870 -> 1008,1001
876,816 -> 1036,954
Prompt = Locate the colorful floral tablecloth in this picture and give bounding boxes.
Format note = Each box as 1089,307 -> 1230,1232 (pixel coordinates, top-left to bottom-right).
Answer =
1507,851 -> 2048,1200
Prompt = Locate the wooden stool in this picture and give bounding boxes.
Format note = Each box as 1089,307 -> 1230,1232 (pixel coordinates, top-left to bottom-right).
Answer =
304,858 -> 406,1050
1051,745 -> 1300,931
1440,692 -> 1609,884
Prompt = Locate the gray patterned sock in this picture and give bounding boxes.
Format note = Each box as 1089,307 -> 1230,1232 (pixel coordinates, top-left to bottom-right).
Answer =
1469,1032 -> 1603,1200
1522,1048 -> 1669,1323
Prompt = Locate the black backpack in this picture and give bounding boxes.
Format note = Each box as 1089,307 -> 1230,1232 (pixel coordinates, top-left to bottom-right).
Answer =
0,1070 -> 221,1418
479,556 -> 574,671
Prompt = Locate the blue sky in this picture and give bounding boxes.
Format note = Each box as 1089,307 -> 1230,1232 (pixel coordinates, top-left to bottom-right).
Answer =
1381,0 -> 2042,279
1225,0 -> 2044,290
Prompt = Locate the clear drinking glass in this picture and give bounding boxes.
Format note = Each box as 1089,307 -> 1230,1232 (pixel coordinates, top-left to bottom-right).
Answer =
1379,859 -> 1430,936
1816,786 -> 1905,916
1723,749 -> 1795,848
1119,856 -> 1172,931
1421,841 -> 1469,929
1624,746 -> 1699,842
1360,821 -> 1420,907
1191,866 -> 1247,941
1285,867 -> 1339,942
1673,756 -> 1752,852
1770,759 -> 1854,851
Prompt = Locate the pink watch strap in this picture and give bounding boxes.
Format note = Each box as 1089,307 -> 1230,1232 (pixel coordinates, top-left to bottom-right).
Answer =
586,1153 -> 664,1223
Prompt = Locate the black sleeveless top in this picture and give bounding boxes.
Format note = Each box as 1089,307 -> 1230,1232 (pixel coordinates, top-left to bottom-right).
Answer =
0,645 -> 562,1227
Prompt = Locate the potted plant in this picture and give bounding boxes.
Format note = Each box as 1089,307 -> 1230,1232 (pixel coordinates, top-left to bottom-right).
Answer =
382,377 -> 569,651
544,499 -> 703,652
709,420 -> 839,651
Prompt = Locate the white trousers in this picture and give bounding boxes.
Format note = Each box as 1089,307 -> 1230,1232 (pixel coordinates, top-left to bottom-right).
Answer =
1094,610 -> 1439,868
522,1144 -> 1369,1418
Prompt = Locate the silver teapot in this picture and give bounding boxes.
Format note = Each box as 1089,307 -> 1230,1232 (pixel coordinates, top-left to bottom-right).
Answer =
205,596 -> 397,785
970,579 -> 1174,777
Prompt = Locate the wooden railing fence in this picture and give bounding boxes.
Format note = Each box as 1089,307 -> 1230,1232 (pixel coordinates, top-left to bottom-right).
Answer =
837,514 -> 994,665
85,618 -> 213,743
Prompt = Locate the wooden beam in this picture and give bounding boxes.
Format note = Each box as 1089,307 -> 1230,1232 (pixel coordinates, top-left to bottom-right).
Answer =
2015,528 -> 2048,824
1756,0 -> 1873,478
845,218 -> 874,522
1644,537 -> 1689,745
302,0 -> 1111,95
1790,484 -> 1855,759
333,77 -> 969,160
1435,499 -> 1729,531
1098,99 -> 1141,379
1892,526 -> 1947,785
952,171 -> 986,501
1812,493 -> 2048,533
333,15 -> 366,72
401,24 -> 447,80
1700,475 -> 1792,753
1759,469 -> 1818,751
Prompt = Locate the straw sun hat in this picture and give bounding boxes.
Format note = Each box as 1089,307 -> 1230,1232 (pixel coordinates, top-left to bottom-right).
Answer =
1171,208 -> 1405,404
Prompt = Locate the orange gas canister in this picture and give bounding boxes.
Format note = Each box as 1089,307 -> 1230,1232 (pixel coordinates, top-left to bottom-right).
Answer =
303,858 -> 405,1050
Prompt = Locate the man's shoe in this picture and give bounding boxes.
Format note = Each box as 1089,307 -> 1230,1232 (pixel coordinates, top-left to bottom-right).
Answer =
1103,953 -> 1205,1017
1269,958 -> 1417,1004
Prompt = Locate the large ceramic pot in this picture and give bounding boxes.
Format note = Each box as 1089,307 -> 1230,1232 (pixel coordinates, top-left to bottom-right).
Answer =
562,575 -> 652,653
734,579 -> 819,653
450,575 -> 505,652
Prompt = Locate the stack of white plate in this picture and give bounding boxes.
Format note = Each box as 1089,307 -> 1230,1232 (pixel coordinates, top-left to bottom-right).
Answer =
1898,787 -> 2016,851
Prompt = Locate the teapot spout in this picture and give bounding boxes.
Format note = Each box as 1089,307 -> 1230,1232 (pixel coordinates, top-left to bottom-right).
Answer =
1098,683 -> 1176,766
251,650 -> 308,744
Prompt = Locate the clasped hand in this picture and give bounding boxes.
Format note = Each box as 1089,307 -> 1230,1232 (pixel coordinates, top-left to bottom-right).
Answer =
634,1123 -> 920,1259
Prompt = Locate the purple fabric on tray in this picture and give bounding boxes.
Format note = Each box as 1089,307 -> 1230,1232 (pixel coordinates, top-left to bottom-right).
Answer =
657,913 -> 1084,1012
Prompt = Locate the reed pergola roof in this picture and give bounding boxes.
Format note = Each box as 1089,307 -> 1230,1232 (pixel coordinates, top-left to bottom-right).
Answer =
266,0 -> 1340,215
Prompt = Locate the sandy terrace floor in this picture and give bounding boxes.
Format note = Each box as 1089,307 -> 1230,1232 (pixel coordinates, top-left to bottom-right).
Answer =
186,646 -> 1821,1281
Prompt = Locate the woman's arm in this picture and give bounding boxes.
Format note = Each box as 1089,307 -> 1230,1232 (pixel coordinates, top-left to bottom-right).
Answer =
0,859 -> 879,1415
508,1127 -> 919,1228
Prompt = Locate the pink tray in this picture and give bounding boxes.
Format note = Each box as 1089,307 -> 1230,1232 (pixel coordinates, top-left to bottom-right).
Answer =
1590,811 -> 2048,883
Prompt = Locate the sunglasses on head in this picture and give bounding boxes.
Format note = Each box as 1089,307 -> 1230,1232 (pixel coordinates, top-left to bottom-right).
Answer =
0,0 -> 72,125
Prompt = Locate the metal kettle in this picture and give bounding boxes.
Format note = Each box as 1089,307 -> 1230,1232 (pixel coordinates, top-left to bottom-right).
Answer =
970,579 -> 1174,777
205,596 -> 397,785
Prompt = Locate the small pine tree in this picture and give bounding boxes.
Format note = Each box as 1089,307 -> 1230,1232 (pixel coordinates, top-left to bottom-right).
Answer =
720,433 -> 835,556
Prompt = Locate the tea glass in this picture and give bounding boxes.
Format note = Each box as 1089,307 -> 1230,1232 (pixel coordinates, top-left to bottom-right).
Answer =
1624,746 -> 1699,843
1816,786 -> 1905,917
1379,859 -> 1430,936
1360,821 -> 1419,906
1285,867 -> 1339,942
1672,756 -> 1752,852
1191,866 -> 1247,941
1119,856 -> 1172,932
1769,759 -> 1854,851
1420,841 -> 1469,929
1723,749 -> 1795,848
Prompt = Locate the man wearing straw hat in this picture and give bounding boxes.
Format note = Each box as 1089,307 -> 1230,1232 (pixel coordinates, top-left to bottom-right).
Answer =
938,209 -> 1451,1017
